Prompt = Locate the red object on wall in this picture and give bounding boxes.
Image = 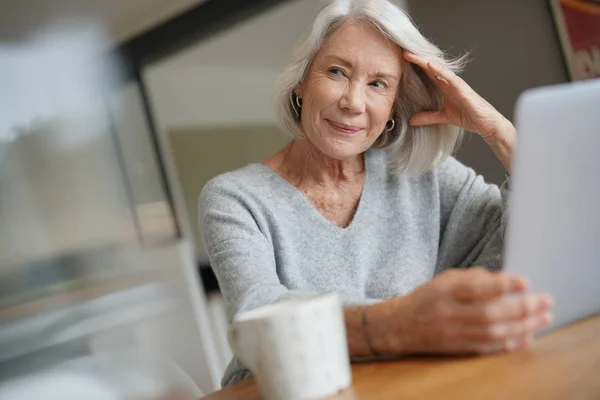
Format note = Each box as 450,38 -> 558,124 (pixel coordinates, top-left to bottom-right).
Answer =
553,0 -> 600,80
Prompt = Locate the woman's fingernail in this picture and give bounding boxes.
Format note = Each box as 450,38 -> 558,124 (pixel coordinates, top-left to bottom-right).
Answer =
511,275 -> 527,290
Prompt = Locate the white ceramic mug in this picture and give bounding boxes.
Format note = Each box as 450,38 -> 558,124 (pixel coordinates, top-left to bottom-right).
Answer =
228,292 -> 352,400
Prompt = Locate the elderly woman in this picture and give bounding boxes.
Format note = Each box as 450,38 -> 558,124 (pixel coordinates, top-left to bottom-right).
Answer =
200,0 -> 554,386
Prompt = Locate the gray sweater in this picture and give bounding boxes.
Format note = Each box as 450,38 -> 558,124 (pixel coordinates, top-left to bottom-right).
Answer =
199,148 -> 509,386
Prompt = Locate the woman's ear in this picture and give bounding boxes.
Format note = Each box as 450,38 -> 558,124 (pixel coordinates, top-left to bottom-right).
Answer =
295,82 -> 305,98
388,106 -> 397,121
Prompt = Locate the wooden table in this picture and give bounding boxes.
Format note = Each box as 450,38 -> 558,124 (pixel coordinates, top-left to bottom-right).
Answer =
202,315 -> 600,400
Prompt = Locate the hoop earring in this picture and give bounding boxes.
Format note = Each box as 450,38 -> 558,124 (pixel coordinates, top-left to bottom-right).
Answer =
385,119 -> 395,132
295,95 -> 302,108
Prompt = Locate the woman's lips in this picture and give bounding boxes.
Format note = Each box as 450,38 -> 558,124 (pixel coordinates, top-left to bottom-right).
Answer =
327,120 -> 362,135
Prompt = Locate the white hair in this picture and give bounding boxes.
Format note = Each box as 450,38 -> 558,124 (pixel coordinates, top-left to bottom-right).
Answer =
274,0 -> 468,173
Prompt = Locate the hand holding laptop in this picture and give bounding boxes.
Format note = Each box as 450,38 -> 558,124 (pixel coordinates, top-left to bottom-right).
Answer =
365,267 -> 553,355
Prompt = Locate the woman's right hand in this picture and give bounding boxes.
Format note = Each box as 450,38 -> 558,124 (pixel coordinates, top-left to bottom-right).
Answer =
367,267 -> 554,355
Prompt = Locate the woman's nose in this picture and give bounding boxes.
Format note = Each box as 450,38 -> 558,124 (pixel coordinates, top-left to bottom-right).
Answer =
339,81 -> 366,114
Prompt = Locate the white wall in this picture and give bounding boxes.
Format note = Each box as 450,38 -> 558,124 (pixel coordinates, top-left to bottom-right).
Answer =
145,65 -> 279,128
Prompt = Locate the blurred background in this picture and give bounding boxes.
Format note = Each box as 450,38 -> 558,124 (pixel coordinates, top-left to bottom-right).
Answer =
2,0 -> 597,398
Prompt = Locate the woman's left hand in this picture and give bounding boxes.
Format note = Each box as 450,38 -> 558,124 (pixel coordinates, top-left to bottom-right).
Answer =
403,51 -> 516,171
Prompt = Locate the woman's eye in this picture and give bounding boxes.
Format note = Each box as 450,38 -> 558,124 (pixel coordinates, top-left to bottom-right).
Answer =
328,67 -> 344,76
370,80 -> 387,89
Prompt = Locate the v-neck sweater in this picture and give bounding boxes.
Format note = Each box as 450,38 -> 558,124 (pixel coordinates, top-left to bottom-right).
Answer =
199,148 -> 509,386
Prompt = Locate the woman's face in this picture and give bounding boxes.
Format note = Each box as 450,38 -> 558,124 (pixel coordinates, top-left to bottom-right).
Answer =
297,20 -> 403,160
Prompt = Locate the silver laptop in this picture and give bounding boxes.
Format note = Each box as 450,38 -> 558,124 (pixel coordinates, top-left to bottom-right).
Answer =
503,78 -> 600,334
